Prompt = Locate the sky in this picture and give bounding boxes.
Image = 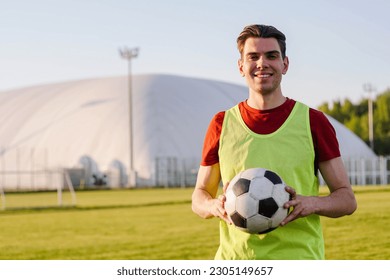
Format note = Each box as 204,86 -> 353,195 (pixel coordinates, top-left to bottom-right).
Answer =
1,0 -> 389,108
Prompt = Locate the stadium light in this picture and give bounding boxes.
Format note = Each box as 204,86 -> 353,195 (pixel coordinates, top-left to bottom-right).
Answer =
363,83 -> 375,151
119,47 -> 139,187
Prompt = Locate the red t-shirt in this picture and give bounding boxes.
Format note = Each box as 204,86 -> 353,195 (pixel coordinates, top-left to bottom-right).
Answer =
201,98 -> 340,172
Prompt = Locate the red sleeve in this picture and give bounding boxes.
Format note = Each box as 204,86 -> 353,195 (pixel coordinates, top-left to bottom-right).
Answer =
309,108 -> 341,165
200,111 -> 225,166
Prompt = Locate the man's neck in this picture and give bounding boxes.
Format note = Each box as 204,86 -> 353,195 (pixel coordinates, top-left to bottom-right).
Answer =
247,91 -> 287,110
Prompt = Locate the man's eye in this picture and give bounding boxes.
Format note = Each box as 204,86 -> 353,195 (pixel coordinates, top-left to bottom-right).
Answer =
248,55 -> 258,61
267,53 -> 279,60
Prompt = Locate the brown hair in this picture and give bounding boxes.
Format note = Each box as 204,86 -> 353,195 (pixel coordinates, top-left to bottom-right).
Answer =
237,24 -> 286,58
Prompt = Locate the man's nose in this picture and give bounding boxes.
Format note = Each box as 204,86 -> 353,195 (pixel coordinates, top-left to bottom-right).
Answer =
256,56 -> 269,69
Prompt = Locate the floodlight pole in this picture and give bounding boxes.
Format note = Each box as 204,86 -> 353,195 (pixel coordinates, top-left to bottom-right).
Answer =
119,47 -> 139,187
363,83 -> 375,151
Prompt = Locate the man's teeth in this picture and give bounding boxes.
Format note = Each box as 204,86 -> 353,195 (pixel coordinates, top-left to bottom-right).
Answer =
257,74 -> 271,78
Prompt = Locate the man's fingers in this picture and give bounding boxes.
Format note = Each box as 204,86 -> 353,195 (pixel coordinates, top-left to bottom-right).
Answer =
285,185 -> 297,200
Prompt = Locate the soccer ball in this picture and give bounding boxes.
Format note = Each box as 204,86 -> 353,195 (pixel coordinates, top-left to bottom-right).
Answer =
224,168 -> 290,234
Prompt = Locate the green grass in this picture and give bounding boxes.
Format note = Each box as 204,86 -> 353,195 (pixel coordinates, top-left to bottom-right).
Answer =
322,186 -> 390,259
0,186 -> 389,259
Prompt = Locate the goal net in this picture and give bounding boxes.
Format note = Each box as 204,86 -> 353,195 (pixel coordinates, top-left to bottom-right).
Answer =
0,169 -> 77,210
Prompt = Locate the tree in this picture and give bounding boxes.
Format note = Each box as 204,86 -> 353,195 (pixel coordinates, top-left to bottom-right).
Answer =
317,89 -> 390,155
374,90 -> 390,138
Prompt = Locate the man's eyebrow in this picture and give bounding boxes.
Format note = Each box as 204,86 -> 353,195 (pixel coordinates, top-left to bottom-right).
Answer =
265,50 -> 281,55
245,52 -> 259,56
245,50 -> 281,56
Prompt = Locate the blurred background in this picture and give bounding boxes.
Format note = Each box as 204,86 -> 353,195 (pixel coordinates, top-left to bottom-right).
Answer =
0,0 -> 389,192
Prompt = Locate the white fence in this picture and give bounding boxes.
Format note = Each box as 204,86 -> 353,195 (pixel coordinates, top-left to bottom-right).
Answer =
0,150 -> 199,190
343,156 -> 390,186
0,151 -> 389,190
154,156 -> 198,187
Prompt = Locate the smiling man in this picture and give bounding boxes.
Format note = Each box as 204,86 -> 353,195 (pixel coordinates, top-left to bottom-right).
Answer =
238,35 -> 288,107
191,24 -> 357,260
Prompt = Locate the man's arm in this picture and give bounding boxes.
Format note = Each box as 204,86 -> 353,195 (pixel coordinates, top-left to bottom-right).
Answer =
191,163 -> 230,223
281,157 -> 357,225
316,156 -> 357,216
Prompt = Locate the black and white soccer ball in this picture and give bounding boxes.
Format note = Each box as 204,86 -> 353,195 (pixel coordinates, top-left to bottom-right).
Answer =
225,168 -> 290,234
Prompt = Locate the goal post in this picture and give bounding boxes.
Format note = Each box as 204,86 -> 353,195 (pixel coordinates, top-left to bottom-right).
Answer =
0,183 -> 5,210
58,169 -> 77,207
0,170 -> 77,210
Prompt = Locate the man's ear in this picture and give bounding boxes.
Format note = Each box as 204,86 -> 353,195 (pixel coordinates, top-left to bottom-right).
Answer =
238,59 -> 245,77
282,56 -> 289,74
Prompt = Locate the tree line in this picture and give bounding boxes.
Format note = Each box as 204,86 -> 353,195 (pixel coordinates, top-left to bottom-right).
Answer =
317,88 -> 390,156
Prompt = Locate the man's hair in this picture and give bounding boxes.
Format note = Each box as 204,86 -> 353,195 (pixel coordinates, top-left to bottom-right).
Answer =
237,24 -> 286,59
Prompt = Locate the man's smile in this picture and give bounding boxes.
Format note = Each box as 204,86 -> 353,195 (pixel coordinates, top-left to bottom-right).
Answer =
254,72 -> 273,79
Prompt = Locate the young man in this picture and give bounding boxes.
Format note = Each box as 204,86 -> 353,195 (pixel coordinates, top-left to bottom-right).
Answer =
191,24 -> 357,260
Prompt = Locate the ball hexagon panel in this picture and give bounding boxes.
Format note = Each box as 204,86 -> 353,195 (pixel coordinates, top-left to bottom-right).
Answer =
270,208 -> 288,227
248,177 -> 274,200
271,183 -> 290,206
246,214 -> 271,234
224,189 -> 237,216
236,193 -> 258,218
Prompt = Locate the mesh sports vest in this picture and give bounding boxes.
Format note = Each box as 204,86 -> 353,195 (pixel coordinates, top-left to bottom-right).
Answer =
216,101 -> 324,260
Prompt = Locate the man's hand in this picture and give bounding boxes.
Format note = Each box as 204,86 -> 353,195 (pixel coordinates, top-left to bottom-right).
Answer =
212,181 -> 232,224
280,186 -> 319,226
209,193 -> 231,224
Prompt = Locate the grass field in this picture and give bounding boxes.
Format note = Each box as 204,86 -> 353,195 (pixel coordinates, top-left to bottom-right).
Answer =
0,186 -> 389,260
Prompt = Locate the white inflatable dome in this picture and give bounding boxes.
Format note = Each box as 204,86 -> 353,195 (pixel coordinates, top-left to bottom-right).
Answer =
0,74 -> 375,189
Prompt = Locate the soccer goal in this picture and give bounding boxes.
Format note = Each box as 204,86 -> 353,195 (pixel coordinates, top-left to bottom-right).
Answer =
0,183 -> 5,210
0,169 -> 77,210
0,147 -> 77,209
59,169 -> 77,206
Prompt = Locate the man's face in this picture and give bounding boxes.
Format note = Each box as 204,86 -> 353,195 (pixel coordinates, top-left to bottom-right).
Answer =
238,37 -> 289,96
